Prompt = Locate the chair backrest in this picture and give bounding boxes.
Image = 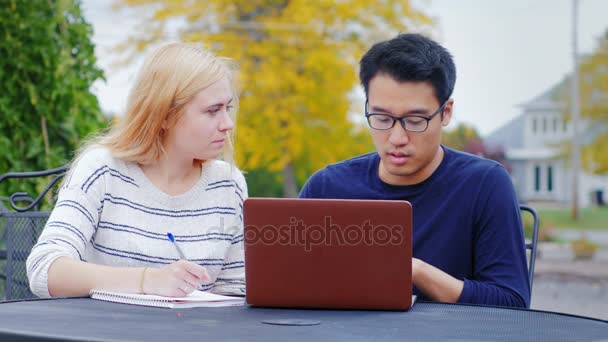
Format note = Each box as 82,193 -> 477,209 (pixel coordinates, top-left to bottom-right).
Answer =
520,204 -> 539,290
0,212 -> 50,299
0,166 -> 66,300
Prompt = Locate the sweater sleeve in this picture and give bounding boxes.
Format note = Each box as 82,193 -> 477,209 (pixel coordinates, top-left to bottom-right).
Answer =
211,168 -> 247,295
26,150 -> 106,298
457,165 -> 531,308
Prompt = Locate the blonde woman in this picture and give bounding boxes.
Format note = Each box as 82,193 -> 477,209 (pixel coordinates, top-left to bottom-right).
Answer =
26,43 -> 247,298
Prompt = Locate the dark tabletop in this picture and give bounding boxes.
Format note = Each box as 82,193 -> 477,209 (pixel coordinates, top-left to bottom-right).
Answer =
0,298 -> 606,342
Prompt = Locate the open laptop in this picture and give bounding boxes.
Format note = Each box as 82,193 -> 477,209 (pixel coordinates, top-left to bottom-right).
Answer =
243,198 -> 413,310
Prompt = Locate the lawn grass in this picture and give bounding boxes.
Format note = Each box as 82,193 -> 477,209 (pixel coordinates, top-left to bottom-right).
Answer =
536,206 -> 608,230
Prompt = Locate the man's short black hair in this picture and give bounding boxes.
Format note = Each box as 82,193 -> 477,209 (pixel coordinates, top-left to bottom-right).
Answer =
359,33 -> 456,105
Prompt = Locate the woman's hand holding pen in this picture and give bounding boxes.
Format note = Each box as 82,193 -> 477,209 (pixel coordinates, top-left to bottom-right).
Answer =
142,260 -> 210,297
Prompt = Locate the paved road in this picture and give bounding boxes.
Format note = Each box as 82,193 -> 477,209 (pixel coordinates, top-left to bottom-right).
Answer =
554,229 -> 608,246
531,243 -> 608,321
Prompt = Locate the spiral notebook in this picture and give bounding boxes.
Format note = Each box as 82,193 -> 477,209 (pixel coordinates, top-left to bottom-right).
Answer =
90,289 -> 245,309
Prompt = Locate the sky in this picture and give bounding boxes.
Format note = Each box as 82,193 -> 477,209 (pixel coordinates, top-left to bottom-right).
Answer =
82,0 -> 608,137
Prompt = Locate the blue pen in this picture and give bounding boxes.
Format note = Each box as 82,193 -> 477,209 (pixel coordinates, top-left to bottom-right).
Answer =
167,232 -> 187,260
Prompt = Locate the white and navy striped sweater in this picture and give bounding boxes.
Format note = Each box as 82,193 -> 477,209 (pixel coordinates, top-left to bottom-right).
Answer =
26,147 -> 247,298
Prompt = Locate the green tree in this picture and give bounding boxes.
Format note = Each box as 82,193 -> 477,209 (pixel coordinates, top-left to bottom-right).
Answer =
0,0 -> 108,207
245,168 -> 284,198
115,0 -> 432,197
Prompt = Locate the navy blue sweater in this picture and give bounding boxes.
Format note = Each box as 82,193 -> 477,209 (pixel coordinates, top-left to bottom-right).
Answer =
299,146 -> 530,308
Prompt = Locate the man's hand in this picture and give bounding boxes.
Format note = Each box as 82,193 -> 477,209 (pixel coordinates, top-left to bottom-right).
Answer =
412,257 -> 464,303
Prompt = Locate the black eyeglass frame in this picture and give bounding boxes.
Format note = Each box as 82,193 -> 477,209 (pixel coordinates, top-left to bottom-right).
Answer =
364,99 -> 448,132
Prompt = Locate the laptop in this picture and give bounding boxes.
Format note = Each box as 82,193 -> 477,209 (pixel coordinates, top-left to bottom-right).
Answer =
243,197 -> 413,310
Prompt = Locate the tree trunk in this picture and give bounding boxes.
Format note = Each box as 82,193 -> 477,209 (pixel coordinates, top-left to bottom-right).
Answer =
282,161 -> 298,198
41,115 -> 50,167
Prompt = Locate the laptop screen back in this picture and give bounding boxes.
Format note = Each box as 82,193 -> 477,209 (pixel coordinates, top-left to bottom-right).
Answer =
244,198 -> 412,310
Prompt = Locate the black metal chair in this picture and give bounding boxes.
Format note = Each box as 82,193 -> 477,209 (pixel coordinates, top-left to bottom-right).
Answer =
520,204 -> 540,290
0,167 -> 542,300
0,166 -> 67,300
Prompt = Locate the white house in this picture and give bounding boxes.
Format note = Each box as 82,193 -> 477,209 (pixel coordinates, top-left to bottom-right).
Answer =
485,82 -> 607,208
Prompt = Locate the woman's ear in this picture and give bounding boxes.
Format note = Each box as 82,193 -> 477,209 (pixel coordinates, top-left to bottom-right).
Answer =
161,116 -> 170,130
162,111 -> 176,130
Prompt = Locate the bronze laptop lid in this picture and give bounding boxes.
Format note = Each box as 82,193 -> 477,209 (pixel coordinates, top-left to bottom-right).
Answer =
244,198 -> 412,310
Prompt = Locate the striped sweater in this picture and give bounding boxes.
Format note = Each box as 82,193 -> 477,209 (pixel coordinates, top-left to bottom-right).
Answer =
26,147 -> 247,298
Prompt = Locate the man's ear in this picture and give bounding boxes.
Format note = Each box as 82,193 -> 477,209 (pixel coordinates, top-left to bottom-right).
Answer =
441,99 -> 454,127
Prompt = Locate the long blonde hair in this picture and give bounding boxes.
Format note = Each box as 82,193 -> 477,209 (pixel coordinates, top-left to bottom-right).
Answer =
66,43 -> 239,183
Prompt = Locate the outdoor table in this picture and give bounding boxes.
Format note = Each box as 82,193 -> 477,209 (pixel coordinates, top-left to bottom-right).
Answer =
0,298 -> 606,341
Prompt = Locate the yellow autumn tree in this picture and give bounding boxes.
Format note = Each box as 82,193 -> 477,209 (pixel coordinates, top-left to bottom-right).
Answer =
114,0 -> 433,196
558,31 -> 608,174
442,123 -> 482,152
578,32 -> 608,174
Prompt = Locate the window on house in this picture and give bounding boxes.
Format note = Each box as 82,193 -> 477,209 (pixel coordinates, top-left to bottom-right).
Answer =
532,118 -> 537,133
547,165 -> 553,192
563,119 -> 568,132
542,117 -> 547,133
553,118 -> 558,132
534,165 -> 541,192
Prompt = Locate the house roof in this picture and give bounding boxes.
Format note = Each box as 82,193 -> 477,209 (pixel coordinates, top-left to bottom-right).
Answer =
517,77 -> 568,111
484,76 -> 570,150
484,113 -> 525,150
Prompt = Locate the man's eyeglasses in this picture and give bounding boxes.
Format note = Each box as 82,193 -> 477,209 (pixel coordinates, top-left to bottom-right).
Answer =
365,100 -> 447,133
